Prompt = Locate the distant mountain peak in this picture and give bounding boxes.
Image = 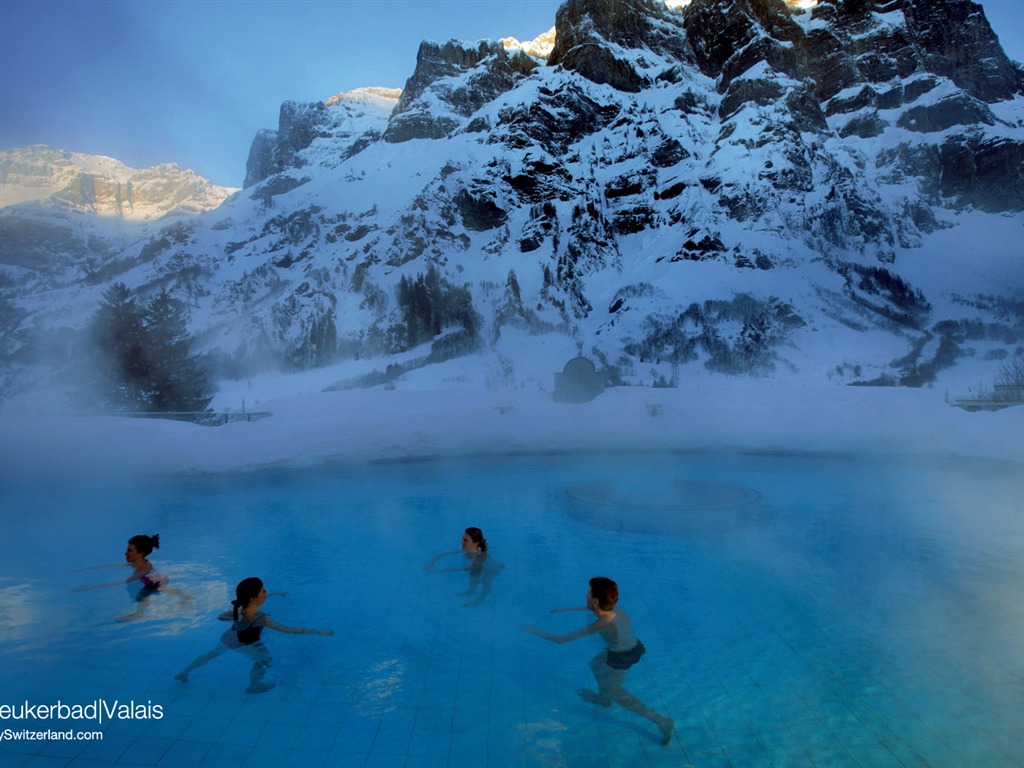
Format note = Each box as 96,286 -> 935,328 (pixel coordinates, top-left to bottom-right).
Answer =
0,144 -> 236,220
500,26 -> 557,59
324,87 -> 402,108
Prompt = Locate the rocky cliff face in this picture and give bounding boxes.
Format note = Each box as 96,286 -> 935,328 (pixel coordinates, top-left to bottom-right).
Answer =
4,0 -> 1023,399
384,40 -> 541,143
244,88 -> 400,187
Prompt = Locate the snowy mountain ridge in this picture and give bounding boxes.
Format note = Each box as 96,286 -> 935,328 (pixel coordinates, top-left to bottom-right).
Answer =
0,144 -> 236,219
2,0 -> 1023,410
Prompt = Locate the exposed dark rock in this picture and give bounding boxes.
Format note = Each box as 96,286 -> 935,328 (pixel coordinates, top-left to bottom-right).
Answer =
548,0 -> 693,92
384,113 -> 461,143
897,94 -> 996,133
650,138 -> 689,168
249,174 -> 310,206
454,189 -> 508,231
605,171 -> 652,199
838,112 -> 886,139
900,0 -> 1023,102
613,205 -> 657,234
504,159 -> 574,204
385,40 -> 538,143
244,102 -> 331,188
939,135 -> 1024,211
720,76 -> 786,119
494,82 -> 621,156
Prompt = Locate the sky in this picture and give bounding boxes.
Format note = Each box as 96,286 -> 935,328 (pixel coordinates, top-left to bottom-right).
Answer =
1,0 -> 1022,188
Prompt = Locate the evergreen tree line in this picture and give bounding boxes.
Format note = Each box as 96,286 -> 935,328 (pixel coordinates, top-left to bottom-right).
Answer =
83,282 -> 212,416
394,265 -> 478,351
626,294 -> 804,376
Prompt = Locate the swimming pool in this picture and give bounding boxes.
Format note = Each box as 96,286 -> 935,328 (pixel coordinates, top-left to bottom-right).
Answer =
1,451 -> 1023,767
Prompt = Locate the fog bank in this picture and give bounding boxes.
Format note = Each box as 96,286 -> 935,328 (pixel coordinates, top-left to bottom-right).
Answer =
0,383 -> 1020,480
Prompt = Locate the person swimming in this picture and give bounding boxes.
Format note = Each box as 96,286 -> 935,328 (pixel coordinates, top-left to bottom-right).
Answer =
74,533 -> 189,621
424,527 -> 503,606
174,577 -> 333,693
524,576 -> 674,746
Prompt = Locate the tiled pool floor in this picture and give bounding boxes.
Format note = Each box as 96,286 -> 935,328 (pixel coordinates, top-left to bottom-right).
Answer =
2,453 -> 1023,767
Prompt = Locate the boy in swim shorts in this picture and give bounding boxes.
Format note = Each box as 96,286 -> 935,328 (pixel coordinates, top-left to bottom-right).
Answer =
523,576 -> 674,745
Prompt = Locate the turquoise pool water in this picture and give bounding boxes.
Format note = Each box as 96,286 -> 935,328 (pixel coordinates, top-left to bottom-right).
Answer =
1,452 -> 1023,767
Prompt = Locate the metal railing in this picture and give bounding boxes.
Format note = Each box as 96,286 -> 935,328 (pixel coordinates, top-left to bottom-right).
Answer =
77,410 -> 272,425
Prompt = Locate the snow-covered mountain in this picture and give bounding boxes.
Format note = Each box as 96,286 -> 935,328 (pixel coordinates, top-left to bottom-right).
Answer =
3,0 -> 1023,406
0,144 -> 236,218
0,144 -> 236,292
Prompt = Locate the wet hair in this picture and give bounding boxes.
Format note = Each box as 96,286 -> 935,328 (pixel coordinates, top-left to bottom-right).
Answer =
589,577 -> 619,611
465,527 -> 488,553
128,534 -> 160,557
232,577 -> 264,621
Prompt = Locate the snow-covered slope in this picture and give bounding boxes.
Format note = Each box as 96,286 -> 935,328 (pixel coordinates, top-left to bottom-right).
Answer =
2,0 -> 1023,410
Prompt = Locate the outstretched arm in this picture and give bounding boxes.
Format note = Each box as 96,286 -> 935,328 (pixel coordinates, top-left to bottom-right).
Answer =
72,564 -> 133,573
423,550 -> 462,571
523,619 -> 604,644
431,564 -> 474,573
260,615 -> 333,636
74,571 -> 148,591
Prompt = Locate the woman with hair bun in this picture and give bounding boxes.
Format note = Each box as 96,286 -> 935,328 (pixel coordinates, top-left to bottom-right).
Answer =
74,533 -> 189,621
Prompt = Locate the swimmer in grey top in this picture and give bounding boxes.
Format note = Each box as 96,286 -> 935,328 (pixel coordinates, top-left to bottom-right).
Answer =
524,576 -> 674,746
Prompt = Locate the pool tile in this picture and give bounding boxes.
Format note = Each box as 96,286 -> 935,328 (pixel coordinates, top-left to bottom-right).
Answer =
447,757 -> 492,768
178,716 -> 230,744
289,724 -> 337,752
564,756 -> 610,768
406,726 -> 451,758
362,752 -> 407,768
324,747 -> 371,767
239,746 -> 290,767
113,736 -> 174,766
253,723 -> 302,750
330,722 -> 379,754
32,739 -> 83,762
69,733 -> 124,762
280,748 -> 329,767
0,754 -> 36,767
154,739 -> 210,767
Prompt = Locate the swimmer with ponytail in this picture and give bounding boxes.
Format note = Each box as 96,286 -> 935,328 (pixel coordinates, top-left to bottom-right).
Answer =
175,577 -> 332,693
424,527 -> 503,606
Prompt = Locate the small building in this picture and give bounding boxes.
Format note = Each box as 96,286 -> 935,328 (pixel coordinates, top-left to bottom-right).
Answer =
554,356 -> 606,403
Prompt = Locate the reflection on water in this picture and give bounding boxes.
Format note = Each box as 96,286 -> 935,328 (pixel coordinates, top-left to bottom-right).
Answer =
0,580 -> 39,647
1,452 -> 1023,767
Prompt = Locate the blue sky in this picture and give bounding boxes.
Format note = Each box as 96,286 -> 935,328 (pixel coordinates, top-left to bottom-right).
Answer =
1,0 -> 1021,188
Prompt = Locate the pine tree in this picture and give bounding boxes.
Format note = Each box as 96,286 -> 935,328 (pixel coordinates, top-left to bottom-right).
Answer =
89,282 -> 149,410
86,284 -> 212,416
143,290 -> 212,414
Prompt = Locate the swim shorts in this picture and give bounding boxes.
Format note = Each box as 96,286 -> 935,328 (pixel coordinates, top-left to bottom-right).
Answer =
606,640 -> 646,670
